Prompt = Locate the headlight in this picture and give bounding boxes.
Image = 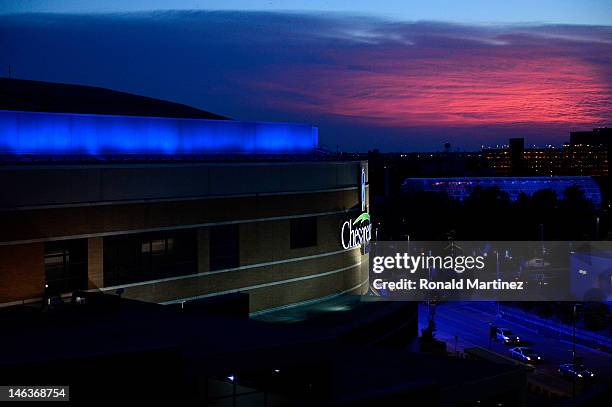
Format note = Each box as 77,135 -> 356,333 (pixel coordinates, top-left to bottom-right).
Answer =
590,373 -> 594,377
526,357 -> 531,361
578,374 -> 583,378
537,357 -> 541,360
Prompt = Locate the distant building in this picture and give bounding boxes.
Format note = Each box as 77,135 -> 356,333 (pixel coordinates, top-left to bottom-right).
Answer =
508,137 -> 525,175
570,128 -> 612,146
570,128 -> 612,177
483,134 -> 609,176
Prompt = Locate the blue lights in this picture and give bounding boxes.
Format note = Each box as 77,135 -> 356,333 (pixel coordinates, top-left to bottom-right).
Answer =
0,110 -> 318,155
403,176 -> 602,207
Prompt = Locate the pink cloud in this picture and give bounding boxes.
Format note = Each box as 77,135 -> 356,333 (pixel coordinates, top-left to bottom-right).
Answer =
244,25 -> 612,130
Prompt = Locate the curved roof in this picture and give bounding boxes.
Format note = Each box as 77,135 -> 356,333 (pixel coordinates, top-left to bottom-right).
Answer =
0,78 -> 229,120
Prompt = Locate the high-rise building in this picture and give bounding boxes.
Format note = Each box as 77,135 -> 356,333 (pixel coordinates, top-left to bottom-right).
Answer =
508,137 -> 525,175
483,132 -> 609,176
570,128 -> 612,146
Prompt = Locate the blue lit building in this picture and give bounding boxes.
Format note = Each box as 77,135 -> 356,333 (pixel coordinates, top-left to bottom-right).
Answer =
0,79 -> 369,314
402,176 -> 602,207
0,110 -> 318,156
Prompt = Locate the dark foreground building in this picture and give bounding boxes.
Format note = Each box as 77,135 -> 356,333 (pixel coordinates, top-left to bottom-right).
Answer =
0,293 -> 528,406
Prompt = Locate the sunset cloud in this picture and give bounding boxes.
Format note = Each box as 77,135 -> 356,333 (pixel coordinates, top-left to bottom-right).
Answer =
242,21 -> 612,127
0,12 -> 610,150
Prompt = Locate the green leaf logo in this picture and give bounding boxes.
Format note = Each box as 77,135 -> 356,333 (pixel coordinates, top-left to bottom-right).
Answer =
353,212 -> 370,225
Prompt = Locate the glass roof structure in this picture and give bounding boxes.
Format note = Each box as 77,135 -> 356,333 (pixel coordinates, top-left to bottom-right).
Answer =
402,176 -> 602,207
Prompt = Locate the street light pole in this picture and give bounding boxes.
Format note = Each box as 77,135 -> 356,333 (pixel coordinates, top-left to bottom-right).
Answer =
427,250 -> 431,328
496,250 -> 500,316
572,303 -> 576,399
573,304 -> 577,363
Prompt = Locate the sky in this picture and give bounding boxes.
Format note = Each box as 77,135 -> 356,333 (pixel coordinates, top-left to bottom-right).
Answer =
0,1 -> 611,151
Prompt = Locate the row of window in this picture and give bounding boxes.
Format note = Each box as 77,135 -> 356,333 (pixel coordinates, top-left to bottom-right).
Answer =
44,218 -> 319,294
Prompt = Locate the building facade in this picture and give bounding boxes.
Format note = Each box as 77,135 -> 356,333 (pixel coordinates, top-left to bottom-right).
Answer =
0,110 -> 370,313
483,143 -> 608,176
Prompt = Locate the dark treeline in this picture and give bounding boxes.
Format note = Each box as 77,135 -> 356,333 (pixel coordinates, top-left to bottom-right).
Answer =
374,186 -> 602,242
372,185 -> 610,331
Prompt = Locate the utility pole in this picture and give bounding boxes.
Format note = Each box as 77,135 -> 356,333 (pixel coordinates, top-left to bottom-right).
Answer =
496,250 -> 501,316
427,249 -> 433,332
572,302 -> 581,399
572,303 -> 576,399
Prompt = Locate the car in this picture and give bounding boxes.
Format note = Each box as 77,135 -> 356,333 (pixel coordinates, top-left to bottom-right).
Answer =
509,347 -> 542,364
525,258 -> 550,268
495,328 -> 521,344
558,364 -> 595,381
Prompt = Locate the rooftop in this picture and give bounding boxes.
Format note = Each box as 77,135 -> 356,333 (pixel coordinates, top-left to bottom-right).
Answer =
0,79 -> 319,159
0,78 -> 228,120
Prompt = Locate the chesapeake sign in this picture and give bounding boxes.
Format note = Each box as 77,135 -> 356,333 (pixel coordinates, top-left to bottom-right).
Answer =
341,212 -> 372,250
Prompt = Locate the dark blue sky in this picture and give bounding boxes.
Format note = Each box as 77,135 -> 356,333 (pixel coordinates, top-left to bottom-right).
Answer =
1,3 -> 611,151
3,1 -> 611,25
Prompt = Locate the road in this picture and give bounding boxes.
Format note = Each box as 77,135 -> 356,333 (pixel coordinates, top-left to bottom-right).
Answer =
419,302 -> 612,396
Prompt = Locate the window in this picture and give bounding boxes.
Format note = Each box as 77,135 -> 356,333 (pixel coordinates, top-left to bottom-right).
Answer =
142,238 -> 173,255
104,230 -> 196,286
290,217 -> 317,249
44,240 -> 88,295
209,225 -> 239,271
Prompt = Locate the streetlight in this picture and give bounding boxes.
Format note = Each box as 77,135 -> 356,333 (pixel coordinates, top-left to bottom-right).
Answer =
572,303 -> 583,399
495,250 -> 501,316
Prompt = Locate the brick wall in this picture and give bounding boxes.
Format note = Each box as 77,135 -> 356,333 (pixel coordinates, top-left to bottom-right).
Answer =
0,243 -> 44,303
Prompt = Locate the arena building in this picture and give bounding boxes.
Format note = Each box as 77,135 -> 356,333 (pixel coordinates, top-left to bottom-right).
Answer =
0,79 -> 370,313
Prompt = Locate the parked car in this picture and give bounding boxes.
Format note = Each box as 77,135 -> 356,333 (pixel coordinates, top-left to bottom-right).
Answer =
509,347 -> 542,364
525,258 -> 550,268
495,328 -> 520,344
559,364 -> 595,381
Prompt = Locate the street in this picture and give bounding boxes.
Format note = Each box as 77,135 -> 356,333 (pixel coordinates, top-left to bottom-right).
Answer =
419,302 -> 612,396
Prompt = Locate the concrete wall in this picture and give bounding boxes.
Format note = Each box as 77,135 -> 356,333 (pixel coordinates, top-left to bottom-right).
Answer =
0,161 -> 364,209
